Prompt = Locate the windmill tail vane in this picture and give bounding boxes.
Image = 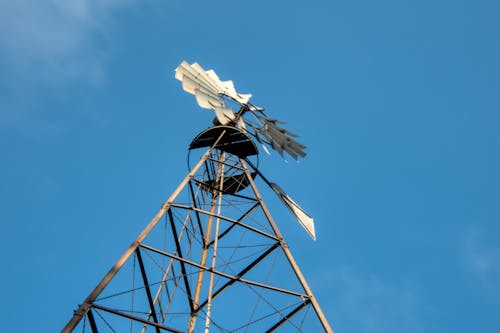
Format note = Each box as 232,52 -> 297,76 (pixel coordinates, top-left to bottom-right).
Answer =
270,182 -> 316,240
243,157 -> 316,240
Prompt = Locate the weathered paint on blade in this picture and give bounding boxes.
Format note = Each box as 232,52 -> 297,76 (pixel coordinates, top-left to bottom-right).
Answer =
269,183 -> 316,240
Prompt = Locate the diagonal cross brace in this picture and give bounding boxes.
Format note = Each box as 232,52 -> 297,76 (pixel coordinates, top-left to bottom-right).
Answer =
167,209 -> 195,314
194,241 -> 281,314
136,248 -> 161,333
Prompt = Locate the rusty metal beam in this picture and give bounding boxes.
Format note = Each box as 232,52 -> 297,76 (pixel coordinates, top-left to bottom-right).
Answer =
187,152 -> 223,333
61,130 -> 228,333
192,179 -> 258,201
170,204 -> 279,241
167,209 -> 195,313
195,242 -> 280,314
242,159 -> 334,333
188,180 -> 205,245
87,309 -> 98,333
208,201 -> 260,247
91,304 -> 184,333
265,300 -> 311,333
139,243 -> 307,298
135,248 -> 161,333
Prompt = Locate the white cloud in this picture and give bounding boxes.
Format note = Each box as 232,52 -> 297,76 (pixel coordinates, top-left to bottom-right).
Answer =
464,229 -> 500,296
0,0 -> 135,86
313,267 -> 423,333
0,0 -> 143,129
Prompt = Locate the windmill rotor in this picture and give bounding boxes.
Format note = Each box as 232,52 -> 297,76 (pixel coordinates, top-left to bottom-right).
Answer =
175,61 -> 307,161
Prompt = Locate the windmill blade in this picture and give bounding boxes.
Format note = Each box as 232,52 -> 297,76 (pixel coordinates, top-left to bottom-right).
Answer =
261,144 -> 271,155
236,93 -> 252,105
287,141 -> 307,158
253,130 -> 264,144
176,61 -> 254,107
235,117 -> 246,129
190,62 -> 223,93
269,183 -> 316,240
176,61 -> 219,94
180,73 -> 228,111
220,80 -> 237,98
283,128 -> 300,138
262,121 -> 307,160
261,129 -> 284,157
248,103 -> 264,112
254,111 -> 308,160
204,69 -> 235,94
205,69 -> 236,97
180,73 -> 212,96
214,106 -> 236,125
194,88 -> 224,110
252,129 -> 272,155
263,116 -> 287,125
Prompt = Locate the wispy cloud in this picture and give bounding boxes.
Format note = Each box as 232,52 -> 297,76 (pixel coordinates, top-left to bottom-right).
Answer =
313,267 -> 423,333
0,0 -> 141,129
464,229 -> 500,297
0,0 -> 135,86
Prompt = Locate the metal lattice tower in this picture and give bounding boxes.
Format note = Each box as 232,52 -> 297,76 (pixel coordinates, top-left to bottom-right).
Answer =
62,126 -> 332,332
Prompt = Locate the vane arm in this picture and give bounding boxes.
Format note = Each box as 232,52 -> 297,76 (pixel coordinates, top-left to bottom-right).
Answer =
244,158 -> 316,240
243,158 -> 273,188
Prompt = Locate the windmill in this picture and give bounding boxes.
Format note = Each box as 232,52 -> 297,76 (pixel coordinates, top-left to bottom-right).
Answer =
61,61 -> 333,332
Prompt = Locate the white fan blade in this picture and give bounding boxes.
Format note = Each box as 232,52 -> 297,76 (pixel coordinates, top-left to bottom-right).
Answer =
248,104 -> 264,111
236,93 -> 252,104
180,72 -> 218,95
269,183 -> 316,240
177,61 -> 254,106
195,89 -> 224,110
190,63 -> 218,89
220,80 -> 237,98
236,117 -> 246,130
177,62 -> 219,94
205,70 -> 226,92
214,106 -> 236,125
190,62 -> 206,74
181,75 -> 201,95
174,60 -> 190,81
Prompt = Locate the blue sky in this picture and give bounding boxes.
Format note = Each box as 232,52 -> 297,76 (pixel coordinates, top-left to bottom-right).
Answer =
1,0 -> 499,332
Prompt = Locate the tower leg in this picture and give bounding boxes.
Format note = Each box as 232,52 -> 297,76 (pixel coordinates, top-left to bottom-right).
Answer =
188,152 -> 225,332
61,131 -> 228,333
242,159 -> 334,333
